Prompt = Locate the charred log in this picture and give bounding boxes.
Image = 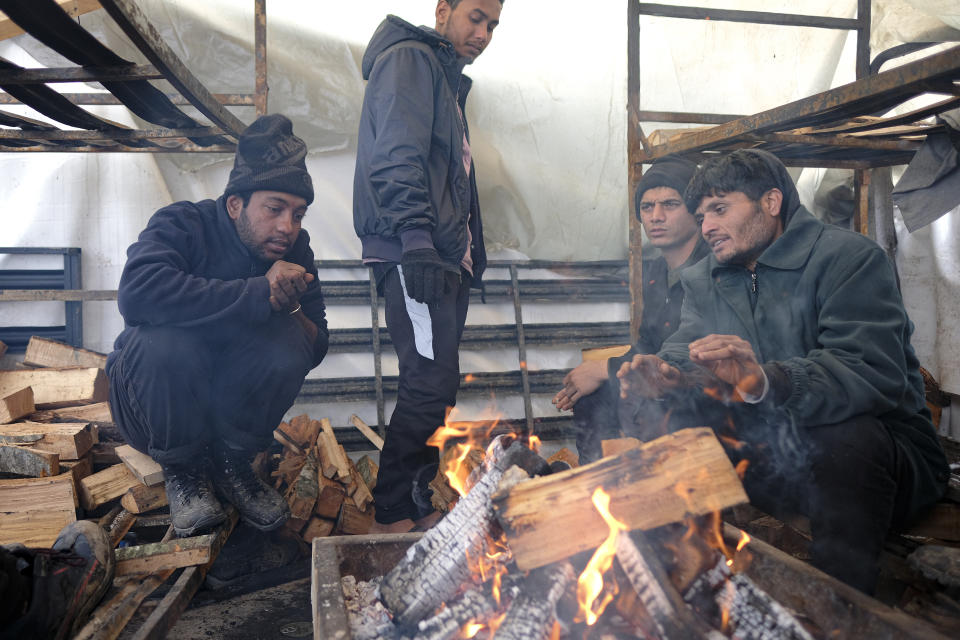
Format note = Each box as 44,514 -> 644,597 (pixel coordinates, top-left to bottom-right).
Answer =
416,575 -> 522,640
492,562 -> 575,640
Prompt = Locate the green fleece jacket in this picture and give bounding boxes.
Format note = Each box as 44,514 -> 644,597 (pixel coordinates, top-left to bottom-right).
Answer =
660,204 -> 947,507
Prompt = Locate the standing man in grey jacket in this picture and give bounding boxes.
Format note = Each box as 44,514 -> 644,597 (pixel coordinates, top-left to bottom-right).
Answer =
353,0 -> 503,533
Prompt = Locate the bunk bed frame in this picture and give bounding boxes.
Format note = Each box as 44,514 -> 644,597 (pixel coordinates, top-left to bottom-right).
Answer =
625,0 -> 960,338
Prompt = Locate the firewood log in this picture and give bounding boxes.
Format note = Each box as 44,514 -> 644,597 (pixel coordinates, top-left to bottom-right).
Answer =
416,576 -> 520,640
379,437 -> 549,628
492,562 -> 575,640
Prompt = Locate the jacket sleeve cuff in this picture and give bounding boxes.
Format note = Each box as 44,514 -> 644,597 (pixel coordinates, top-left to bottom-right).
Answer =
400,228 -> 434,253
248,276 -> 274,322
761,361 -> 802,407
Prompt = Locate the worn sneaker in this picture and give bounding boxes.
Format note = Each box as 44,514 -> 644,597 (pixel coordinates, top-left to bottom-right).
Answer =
163,462 -> 227,537
211,446 -> 289,531
0,520 -> 115,640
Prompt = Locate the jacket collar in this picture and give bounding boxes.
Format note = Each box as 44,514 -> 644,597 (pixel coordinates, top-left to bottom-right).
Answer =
710,205 -> 823,277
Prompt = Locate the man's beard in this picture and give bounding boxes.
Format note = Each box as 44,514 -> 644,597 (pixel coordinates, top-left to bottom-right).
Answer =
235,206 -> 271,261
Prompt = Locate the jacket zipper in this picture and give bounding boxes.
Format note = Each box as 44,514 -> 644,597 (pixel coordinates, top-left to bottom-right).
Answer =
751,271 -> 758,294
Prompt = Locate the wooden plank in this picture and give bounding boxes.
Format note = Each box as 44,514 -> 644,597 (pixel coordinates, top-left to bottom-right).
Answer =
0,367 -> 108,408
545,447 -> 578,468
0,421 -> 94,459
121,483 -> 168,514
317,418 -> 350,481
49,401 -> 113,424
346,462 -> 373,511
581,344 -> 631,362
114,533 -> 216,576
79,462 -> 140,510
314,474 -> 345,520
90,442 -> 122,466
338,502 -> 373,535
0,0 -> 102,42
23,336 -> 108,369
492,428 -> 748,570
0,444 -> 59,476
601,437 -> 641,458
905,503 -> 960,542
0,473 -> 77,546
0,386 -> 34,424
116,444 -> 164,486
349,414 -> 384,451
355,455 -> 378,492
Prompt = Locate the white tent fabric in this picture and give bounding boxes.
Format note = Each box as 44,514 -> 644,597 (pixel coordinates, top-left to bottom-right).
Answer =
1,1 -> 959,429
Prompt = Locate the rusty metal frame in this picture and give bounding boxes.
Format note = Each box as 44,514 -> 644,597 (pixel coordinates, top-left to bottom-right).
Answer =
0,0 -> 267,151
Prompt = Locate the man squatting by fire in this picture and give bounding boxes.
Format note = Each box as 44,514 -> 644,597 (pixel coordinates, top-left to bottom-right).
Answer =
617,148 -> 949,594
353,0 -> 502,533
552,156 -> 710,463
106,114 -> 329,537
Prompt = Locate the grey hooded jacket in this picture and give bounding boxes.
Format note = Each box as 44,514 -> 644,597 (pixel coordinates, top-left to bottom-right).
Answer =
353,15 -> 486,284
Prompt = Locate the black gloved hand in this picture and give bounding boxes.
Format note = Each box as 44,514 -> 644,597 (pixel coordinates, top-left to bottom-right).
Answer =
401,247 -> 448,304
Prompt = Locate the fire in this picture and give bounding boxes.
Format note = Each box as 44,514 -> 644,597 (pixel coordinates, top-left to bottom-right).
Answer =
462,622 -> 484,638
464,373 -> 476,383
734,458 -> 749,479
575,488 -> 628,626
426,407 -> 502,498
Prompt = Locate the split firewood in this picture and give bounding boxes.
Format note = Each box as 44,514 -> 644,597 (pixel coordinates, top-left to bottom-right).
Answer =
114,532 -> 219,576
492,562 -> 575,640
272,452 -> 307,488
683,553 -> 814,640
0,444 -> 59,477
615,531 -> 711,638
121,483 -> 168,514
286,450 -> 319,521
47,401 -> 113,425
78,462 -> 140,510
275,414 -> 321,451
0,367 -> 108,408
318,418 -> 351,481
905,503 -> 960,542
379,437 -> 550,628
416,576 -> 521,640
273,426 -> 305,456
107,509 -> 136,547
90,442 -> 122,466
23,337 -> 108,369
493,428 -> 748,570
0,473 -> 77,546
0,339 -> 6,358
349,414 -> 384,451
116,444 -> 164,486
0,386 -> 34,424
0,421 -> 94,459
315,473 -> 346,520
338,501 -> 374,535
429,441 -> 485,513
302,516 -> 336,542
355,454 -> 378,491
347,462 -> 374,511
61,454 -> 93,484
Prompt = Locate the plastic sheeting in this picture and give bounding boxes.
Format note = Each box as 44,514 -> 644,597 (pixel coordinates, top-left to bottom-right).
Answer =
2,0 -> 960,417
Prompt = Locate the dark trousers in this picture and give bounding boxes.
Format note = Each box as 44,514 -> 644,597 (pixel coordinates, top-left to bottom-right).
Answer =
107,314 -> 315,466
573,377 -> 623,464
373,266 -> 471,524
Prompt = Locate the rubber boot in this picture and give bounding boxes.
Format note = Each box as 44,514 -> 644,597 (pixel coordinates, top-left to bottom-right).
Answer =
211,445 -> 289,531
163,462 -> 227,537
0,520 -> 116,640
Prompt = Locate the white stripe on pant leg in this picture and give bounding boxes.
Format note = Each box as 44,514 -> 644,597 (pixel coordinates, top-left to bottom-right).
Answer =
396,264 -> 435,360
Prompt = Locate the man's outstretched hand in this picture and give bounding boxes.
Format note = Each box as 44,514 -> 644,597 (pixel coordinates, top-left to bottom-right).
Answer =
552,359 -> 608,411
266,260 -> 314,313
401,248 -> 448,304
617,354 -> 683,399
688,334 -> 765,399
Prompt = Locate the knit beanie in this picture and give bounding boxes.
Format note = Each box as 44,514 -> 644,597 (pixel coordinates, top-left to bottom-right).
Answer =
224,114 -> 314,205
635,156 -> 697,219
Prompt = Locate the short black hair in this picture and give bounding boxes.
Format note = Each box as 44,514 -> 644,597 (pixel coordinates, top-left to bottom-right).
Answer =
684,150 -> 783,213
446,0 -> 505,8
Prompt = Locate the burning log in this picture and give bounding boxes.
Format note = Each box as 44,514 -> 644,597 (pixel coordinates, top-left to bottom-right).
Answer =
492,562 -> 575,640
492,428 -> 748,570
416,576 -> 520,640
684,553 -> 814,640
378,437 -> 549,628
615,531 -> 713,639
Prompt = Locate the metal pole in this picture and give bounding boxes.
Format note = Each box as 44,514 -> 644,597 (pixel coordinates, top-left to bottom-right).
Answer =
510,265 -> 534,437
254,0 -> 268,116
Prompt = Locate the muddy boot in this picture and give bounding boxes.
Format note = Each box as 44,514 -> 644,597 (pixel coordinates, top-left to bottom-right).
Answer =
204,523 -> 302,589
163,462 -> 227,537
0,520 -> 116,640
212,445 -> 289,531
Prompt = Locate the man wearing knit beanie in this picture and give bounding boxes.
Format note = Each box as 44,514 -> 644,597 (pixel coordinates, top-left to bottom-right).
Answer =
552,155 -> 710,463
106,114 -> 329,538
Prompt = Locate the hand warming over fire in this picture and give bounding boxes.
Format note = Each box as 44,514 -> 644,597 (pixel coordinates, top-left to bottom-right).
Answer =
688,334 -> 765,400
616,354 -> 682,398
266,260 -> 315,313
553,359 -> 609,411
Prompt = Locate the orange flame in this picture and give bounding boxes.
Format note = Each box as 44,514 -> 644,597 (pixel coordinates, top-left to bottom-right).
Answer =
462,622 -> 484,638
734,459 -> 750,479
426,407 -> 502,498
575,488 -> 628,626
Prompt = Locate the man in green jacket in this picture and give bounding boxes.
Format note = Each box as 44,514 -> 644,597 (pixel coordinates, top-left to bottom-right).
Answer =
619,149 -> 949,593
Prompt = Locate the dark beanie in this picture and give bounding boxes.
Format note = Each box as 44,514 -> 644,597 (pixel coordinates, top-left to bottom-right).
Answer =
635,155 -> 697,219
224,114 -> 314,205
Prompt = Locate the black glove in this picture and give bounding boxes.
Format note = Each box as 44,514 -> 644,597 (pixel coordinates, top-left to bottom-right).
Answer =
401,247 -> 448,304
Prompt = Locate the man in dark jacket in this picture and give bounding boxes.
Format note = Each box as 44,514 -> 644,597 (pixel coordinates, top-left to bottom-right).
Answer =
107,114 -> 329,537
619,149 -> 949,593
552,156 -> 710,463
353,0 -> 502,532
